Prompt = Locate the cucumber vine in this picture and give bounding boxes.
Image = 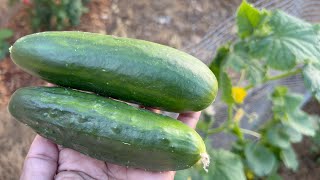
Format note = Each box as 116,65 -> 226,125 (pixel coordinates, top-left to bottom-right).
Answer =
176,1 -> 320,179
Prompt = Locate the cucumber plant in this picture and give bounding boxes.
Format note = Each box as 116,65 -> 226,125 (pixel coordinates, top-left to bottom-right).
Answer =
176,1 -> 320,179
11,0 -> 90,31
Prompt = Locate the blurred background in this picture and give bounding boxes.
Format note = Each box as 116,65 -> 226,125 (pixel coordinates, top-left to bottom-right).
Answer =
0,0 -> 320,179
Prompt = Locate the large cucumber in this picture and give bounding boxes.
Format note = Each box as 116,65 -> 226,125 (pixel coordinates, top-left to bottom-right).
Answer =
10,31 -> 218,112
8,87 -> 209,171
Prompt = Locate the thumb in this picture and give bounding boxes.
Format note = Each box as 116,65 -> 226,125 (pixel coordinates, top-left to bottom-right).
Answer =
20,135 -> 58,180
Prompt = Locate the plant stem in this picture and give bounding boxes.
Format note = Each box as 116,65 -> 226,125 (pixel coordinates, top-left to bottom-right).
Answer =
207,124 -> 227,135
245,68 -> 302,90
240,128 -> 261,138
227,104 -> 233,125
206,104 -> 234,135
266,68 -> 302,81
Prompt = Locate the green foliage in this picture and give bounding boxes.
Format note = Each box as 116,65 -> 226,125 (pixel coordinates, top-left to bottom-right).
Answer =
303,62 -> 320,101
220,71 -> 234,104
280,146 -> 298,171
178,0 -> 320,179
244,142 -> 276,176
28,0 -> 89,31
271,86 -> 317,136
0,28 -> 13,60
249,11 -> 320,70
236,0 -> 266,38
175,149 -> 245,180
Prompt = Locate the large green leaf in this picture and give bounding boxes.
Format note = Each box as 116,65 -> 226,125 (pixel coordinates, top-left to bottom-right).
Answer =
303,62 -> 320,101
236,0 -> 263,38
265,122 -> 302,148
207,149 -> 246,180
245,142 -> 276,176
226,41 -> 264,85
250,11 -> 320,70
280,146 -> 299,171
266,124 -> 291,148
175,149 -> 245,180
286,111 -> 316,136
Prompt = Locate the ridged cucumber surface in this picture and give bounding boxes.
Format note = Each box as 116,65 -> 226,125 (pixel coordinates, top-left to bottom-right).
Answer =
8,86 -> 209,171
10,31 -> 218,112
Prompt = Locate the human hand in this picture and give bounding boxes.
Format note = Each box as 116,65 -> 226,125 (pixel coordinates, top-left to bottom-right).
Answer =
20,111 -> 201,180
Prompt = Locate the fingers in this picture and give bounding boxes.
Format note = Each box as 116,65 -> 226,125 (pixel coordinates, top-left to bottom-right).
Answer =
139,105 -> 161,114
20,135 -> 59,180
139,105 -> 200,129
177,111 -> 201,129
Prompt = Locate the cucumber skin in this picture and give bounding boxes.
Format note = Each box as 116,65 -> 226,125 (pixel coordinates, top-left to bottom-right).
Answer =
8,87 -> 207,171
10,31 -> 218,112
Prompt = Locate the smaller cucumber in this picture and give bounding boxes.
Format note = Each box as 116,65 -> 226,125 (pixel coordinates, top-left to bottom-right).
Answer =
8,87 -> 209,171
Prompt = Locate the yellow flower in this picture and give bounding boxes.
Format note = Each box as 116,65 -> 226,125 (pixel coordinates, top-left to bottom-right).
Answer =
246,169 -> 255,180
232,87 -> 247,104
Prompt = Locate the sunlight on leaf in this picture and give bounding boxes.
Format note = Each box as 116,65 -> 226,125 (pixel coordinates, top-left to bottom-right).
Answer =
236,0 -> 266,38
250,11 -> 320,70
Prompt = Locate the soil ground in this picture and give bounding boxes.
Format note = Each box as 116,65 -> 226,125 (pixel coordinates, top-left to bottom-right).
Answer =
0,0 -> 319,179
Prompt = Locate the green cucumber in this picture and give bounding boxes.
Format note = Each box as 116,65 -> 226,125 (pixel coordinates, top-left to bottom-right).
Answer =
10,31 -> 218,112
8,86 -> 209,171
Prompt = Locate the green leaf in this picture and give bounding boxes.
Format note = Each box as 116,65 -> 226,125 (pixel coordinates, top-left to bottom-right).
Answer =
250,11 -> 320,70
210,45 -> 230,81
174,166 -> 203,180
236,0 -> 263,38
266,124 -> 291,148
175,149 -> 245,180
0,29 -> 13,40
266,173 -> 283,180
272,87 -> 304,118
220,71 -> 234,104
0,41 -> 9,60
286,111 -> 316,136
283,125 -> 302,143
266,123 -> 302,148
226,41 -> 264,85
280,146 -> 299,171
303,63 -> 320,101
207,149 -> 246,180
272,86 -> 288,97
245,142 -> 276,176
271,87 -> 317,136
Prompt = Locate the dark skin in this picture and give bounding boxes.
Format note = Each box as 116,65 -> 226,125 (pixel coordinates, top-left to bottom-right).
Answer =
20,110 -> 201,180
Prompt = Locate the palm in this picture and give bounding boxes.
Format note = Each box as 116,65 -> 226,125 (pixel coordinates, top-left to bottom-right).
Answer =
56,147 -> 175,179
20,112 -> 200,180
